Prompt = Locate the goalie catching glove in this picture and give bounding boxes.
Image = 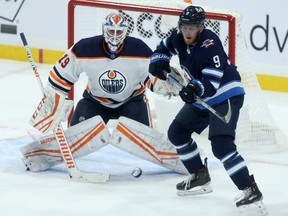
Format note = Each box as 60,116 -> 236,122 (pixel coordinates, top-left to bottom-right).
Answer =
30,86 -> 74,133
151,63 -> 186,97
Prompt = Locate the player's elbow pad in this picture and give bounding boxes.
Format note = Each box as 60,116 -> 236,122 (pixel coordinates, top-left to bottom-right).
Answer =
30,86 -> 74,133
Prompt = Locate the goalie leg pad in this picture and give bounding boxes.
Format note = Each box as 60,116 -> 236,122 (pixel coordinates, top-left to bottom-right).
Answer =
110,116 -> 188,174
21,115 -> 110,172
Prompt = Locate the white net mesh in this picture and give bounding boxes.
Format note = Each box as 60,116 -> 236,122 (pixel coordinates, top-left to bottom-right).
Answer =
69,0 -> 287,153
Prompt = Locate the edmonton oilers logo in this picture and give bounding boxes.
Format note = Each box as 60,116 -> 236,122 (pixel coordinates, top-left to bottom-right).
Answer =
99,70 -> 126,94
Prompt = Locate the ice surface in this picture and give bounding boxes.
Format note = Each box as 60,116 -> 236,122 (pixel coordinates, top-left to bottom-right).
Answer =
0,59 -> 288,216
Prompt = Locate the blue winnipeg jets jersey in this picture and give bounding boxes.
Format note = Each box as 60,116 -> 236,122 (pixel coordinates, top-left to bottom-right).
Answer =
48,35 -> 153,108
158,28 -> 245,109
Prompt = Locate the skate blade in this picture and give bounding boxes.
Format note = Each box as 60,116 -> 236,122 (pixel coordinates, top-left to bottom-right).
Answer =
177,183 -> 213,196
238,200 -> 268,216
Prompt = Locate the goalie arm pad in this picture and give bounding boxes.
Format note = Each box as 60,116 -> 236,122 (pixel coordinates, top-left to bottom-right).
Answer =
30,86 -> 74,133
150,63 -> 186,97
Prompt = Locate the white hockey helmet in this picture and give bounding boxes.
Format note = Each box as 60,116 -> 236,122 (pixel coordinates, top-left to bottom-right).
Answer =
102,13 -> 128,53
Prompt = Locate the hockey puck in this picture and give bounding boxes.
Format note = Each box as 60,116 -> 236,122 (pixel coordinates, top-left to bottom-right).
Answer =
132,167 -> 142,178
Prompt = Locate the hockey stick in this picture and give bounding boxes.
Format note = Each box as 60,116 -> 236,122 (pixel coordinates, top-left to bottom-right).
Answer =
20,32 -> 110,183
164,71 -> 231,123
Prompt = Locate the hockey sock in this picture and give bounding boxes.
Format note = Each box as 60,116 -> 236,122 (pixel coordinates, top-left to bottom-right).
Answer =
175,139 -> 203,173
221,151 -> 252,190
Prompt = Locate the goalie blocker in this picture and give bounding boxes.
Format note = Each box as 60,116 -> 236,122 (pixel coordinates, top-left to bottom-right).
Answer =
21,115 -> 187,175
30,86 -> 74,133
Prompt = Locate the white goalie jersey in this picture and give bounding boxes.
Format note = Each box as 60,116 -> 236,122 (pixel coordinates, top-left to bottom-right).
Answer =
49,35 -> 153,108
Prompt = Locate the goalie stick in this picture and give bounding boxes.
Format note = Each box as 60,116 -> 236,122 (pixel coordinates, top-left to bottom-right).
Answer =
20,32 -> 110,183
164,71 -> 232,123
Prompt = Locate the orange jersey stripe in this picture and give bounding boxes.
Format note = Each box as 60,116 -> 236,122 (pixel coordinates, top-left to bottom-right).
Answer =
94,96 -> 112,104
50,70 -> 73,89
134,86 -> 146,96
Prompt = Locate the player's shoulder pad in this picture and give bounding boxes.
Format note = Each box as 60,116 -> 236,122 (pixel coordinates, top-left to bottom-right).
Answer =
122,36 -> 153,57
72,35 -> 104,58
198,29 -> 221,49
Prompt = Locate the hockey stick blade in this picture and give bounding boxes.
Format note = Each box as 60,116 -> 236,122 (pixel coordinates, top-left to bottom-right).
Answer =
164,71 -> 231,123
198,97 -> 231,123
20,32 -> 110,183
71,171 -> 110,183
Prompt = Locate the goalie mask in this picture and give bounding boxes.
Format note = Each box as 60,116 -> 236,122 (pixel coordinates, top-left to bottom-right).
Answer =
102,13 -> 128,53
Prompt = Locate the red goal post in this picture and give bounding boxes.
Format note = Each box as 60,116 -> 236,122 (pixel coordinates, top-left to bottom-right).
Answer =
67,0 -> 287,153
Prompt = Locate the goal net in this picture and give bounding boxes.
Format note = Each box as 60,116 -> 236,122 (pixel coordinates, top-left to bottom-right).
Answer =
67,0 -> 287,153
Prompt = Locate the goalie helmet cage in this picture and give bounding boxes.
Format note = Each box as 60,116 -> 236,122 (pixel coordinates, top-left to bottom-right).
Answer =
67,0 -> 287,153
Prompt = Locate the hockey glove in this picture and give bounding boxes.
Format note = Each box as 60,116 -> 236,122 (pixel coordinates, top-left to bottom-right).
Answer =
179,80 -> 203,104
151,64 -> 185,97
149,52 -> 171,80
30,86 -> 74,133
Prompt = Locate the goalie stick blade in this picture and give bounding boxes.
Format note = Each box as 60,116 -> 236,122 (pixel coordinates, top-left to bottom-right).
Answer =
70,171 -> 110,183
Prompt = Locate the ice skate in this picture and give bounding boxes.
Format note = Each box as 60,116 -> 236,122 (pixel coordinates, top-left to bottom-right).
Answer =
177,158 -> 212,196
235,175 -> 268,216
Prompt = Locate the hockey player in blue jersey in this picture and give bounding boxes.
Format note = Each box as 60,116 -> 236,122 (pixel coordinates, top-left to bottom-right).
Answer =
149,5 -> 267,213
